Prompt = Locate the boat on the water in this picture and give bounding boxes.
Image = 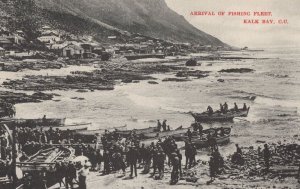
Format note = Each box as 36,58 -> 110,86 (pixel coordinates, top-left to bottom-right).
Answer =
124,54 -> 165,60
191,107 -> 250,122
17,146 -> 75,172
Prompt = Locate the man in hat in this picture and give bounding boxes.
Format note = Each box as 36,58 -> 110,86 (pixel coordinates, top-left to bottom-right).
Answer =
170,153 -> 180,185
65,161 -> 77,189
263,144 -> 271,172
78,163 -> 89,189
127,145 -> 138,178
157,120 -> 162,131
162,120 -> 167,132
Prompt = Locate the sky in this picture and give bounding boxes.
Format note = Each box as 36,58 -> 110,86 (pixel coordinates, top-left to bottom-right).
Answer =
165,0 -> 300,48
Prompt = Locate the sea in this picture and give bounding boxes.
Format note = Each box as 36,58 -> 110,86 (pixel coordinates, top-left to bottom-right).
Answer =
1,47 -> 299,157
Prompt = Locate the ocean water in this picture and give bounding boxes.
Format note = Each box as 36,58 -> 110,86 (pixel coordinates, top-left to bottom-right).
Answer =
1,47 -> 300,155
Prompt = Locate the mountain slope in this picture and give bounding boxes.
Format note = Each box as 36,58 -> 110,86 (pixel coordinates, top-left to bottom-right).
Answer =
34,0 -> 227,46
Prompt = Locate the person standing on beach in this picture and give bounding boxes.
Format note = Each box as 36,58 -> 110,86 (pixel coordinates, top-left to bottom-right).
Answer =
65,161 -> 76,189
223,102 -> 228,113
156,147 -> 166,179
157,120 -> 162,131
127,145 -> 138,178
102,150 -> 110,175
263,144 -> 271,172
162,120 -> 167,132
78,164 -> 89,189
209,156 -> 216,182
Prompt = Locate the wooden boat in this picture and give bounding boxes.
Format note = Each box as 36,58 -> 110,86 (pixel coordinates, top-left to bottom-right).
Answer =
124,54 -> 165,60
191,107 -> 250,122
75,125 -> 127,136
188,128 -> 231,148
142,126 -> 191,139
41,122 -> 91,131
17,146 -> 75,172
3,118 -> 66,127
114,126 -> 157,137
191,134 -> 231,148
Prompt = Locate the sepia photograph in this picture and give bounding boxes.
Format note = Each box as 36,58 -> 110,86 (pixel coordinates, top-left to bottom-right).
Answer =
0,0 -> 299,188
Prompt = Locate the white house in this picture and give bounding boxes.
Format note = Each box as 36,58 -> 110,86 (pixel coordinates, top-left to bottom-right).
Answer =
37,35 -> 61,44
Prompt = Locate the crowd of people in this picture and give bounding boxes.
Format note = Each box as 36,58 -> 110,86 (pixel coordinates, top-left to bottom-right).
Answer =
100,130 -> 189,184
0,102 -> 16,118
1,116 -> 299,188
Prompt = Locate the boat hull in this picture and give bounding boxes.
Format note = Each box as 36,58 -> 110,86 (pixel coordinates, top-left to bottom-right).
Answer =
2,118 -> 66,128
115,126 -> 157,137
142,127 -> 190,139
191,135 -> 230,148
191,107 -> 250,122
18,147 -> 75,172
42,123 -> 91,131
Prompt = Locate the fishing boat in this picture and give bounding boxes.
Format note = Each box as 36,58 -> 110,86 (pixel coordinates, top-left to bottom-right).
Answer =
124,54 -> 165,60
17,146 -> 75,172
142,126 -> 190,139
2,118 -> 66,128
41,122 -> 91,131
191,107 -> 250,122
114,126 -> 158,137
190,128 -> 231,148
75,125 -> 127,136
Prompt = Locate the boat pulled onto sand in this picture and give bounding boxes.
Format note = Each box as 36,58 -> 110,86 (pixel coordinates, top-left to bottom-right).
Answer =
175,127 -> 231,148
17,146 -> 75,172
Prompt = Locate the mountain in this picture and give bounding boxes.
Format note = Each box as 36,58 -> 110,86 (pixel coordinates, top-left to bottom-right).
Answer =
35,0 -> 227,46
1,0 -> 227,46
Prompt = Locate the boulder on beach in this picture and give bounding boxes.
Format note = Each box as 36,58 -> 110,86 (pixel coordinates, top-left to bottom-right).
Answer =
218,68 -> 254,73
148,81 -> 159,84
162,78 -> 191,82
185,59 -> 197,66
76,89 -> 88,93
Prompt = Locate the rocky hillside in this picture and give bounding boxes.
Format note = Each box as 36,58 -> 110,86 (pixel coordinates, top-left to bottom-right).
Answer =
1,0 -> 227,46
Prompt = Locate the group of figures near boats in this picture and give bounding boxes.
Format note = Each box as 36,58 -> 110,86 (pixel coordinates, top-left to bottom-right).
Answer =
0,102 -> 16,118
0,102 -> 253,188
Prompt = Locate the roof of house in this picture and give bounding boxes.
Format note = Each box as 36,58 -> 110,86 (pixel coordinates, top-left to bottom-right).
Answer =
0,37 -> 12,44
63,43 -> 84,50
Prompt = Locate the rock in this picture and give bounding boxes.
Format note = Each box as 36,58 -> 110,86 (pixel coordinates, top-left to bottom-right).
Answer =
186,59 -> 197,66
148,81 -> 159,84
162,78 -> 191,82
176,70 -> 209,78
218,68 -> 254,73
76,89 -> 88,93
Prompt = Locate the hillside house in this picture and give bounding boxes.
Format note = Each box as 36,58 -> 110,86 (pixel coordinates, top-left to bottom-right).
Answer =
7,35 -> 25,45
37,35 -> 61,44
0,47 -> 5,57
62,43 -> 84,59
0,37 -> 12,49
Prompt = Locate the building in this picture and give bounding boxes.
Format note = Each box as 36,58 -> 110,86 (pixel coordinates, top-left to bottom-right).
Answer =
0,37 -> 12,49
0,47 -> 5,57
62,43 -> 84,58
37,35 -> 61,44
6,35 -> 25,45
